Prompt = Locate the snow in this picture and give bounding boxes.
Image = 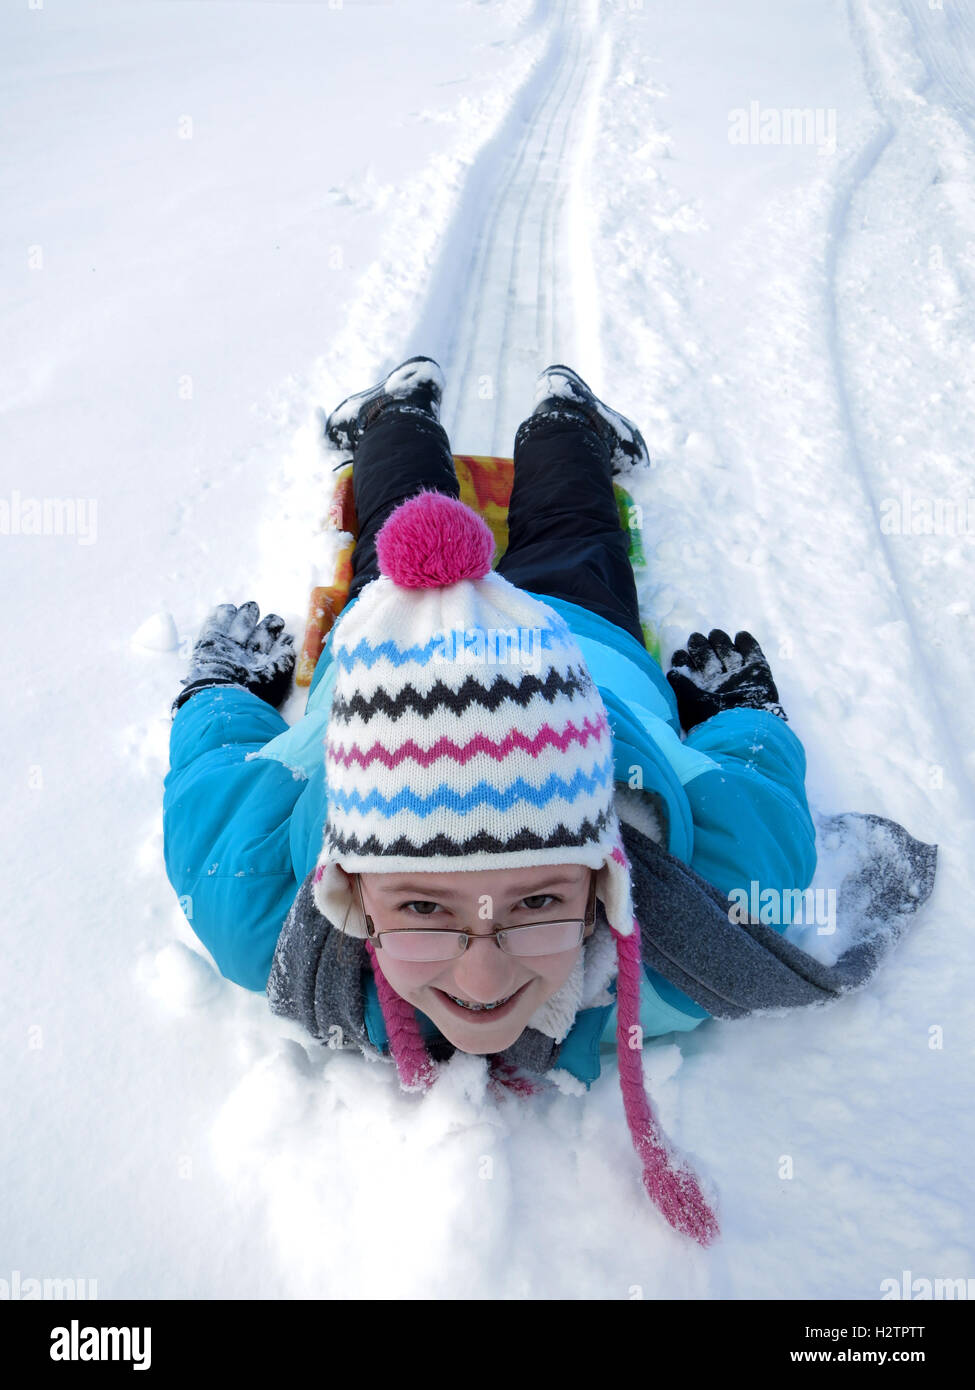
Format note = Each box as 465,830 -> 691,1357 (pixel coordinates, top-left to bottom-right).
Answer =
131,611 -> 179,652
2,0 -> 972,1298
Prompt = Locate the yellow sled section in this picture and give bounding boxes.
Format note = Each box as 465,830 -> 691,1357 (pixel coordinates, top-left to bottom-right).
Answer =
296,454 -> 655,686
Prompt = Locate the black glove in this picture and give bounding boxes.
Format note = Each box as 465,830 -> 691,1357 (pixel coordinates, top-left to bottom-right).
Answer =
666,629 -> 786,732
172,601 -> 295,716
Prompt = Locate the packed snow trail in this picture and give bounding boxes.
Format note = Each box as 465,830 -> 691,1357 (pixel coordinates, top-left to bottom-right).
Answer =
407,0 -> 609,454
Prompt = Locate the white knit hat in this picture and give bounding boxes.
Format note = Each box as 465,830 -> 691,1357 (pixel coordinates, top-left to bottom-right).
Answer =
311,490 -> 635,938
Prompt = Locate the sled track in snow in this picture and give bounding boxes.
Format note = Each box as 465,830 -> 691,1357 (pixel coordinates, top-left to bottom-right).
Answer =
902,0 -> 975,130
460,11 -> 586,453
821,0 -> 975,806
486,8 -> 595,453
410,0 -> 604,454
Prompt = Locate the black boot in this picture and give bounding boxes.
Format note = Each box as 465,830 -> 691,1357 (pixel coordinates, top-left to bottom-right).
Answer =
520,364 -> 650,475
498,398 -> 645,647
322,356 -> 445,461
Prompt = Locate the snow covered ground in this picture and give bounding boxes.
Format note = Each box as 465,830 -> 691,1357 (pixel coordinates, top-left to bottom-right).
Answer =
2,0 -> 972,1299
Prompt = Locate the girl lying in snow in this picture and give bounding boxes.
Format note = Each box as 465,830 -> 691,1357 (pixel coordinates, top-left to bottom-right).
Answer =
163,358 -> 936,1244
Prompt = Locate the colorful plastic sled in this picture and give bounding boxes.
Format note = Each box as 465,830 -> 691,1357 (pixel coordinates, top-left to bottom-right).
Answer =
296,454 -> 658,686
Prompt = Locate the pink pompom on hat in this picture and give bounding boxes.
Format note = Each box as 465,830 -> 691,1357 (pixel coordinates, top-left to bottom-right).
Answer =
313,490 -> 719,1246
375,490 -> 496,587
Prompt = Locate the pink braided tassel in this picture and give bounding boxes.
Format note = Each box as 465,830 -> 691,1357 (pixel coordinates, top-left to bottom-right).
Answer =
613,916 -> 720,1246
365,939 -> 438,1091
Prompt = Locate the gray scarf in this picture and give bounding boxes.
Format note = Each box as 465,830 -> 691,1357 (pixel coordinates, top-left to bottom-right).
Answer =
266,809 -> 937,1069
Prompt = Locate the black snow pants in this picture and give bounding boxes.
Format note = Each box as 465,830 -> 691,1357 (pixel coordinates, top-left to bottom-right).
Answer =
343,405 -> 645,648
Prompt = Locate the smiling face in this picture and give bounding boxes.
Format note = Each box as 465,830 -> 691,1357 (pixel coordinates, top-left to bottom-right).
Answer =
345,863 -> 594,1054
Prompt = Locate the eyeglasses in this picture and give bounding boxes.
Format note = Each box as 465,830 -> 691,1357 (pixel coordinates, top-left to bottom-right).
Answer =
354,871 -> 598,962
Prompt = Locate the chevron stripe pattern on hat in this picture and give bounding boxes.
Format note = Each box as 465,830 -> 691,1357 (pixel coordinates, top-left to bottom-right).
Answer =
312,491 -> 635,939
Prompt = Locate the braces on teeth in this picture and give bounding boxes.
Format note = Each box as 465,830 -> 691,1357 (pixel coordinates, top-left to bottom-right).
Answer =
446,992 -> 514,1012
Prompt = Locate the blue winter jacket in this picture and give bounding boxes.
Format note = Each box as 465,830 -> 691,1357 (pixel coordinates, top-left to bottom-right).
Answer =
163,590 -> 816,1078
